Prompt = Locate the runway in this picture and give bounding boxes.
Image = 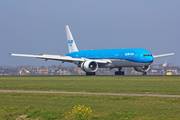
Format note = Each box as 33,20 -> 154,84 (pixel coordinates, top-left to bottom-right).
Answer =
1,90 -> 180,98
3,75 -> 180,77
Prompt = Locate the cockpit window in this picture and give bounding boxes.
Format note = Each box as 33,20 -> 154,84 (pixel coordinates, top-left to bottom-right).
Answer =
143,54 -> 152,57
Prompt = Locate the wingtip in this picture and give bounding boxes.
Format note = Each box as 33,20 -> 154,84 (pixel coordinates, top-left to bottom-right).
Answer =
7,53 -> 12,55
169,53 -> 175,56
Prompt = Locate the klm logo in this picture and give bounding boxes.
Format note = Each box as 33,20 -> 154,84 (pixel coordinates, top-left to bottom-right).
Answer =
68,40 -> 73,46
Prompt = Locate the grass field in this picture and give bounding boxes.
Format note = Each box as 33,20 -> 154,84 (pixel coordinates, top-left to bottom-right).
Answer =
1,76 -> 180,119
0,92 -> 180,120
0,76 -> 180,95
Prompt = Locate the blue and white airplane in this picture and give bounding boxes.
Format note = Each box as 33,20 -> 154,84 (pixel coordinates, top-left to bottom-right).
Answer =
11,25 -> 174,75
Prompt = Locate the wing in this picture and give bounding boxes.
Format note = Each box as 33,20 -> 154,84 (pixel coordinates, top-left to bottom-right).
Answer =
10,53 -> 111,64
153,53 -> 174,58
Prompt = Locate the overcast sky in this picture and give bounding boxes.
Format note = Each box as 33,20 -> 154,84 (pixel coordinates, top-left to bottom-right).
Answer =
0,0 -> 179,66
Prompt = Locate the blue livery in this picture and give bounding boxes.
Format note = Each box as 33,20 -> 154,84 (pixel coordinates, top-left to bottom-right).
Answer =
66,48 -> 153,63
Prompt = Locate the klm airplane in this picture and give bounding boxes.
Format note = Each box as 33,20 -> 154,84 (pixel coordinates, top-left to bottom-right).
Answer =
11,25 -> 174,75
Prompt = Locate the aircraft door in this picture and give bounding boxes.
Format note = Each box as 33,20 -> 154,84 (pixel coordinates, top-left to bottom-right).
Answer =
101,54 -> 104,59
120,53 -> 123,59
71,54 -> 75,57
134,53 -> 138,61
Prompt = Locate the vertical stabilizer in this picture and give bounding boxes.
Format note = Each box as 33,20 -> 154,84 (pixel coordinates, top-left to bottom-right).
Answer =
65,25 -> 78,53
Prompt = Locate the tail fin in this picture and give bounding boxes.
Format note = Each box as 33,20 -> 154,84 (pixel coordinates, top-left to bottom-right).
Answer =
65,25 -> 78,53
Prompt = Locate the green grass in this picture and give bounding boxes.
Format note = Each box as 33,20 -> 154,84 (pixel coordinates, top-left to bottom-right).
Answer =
0,92 -> 180,120
0,76 -> 180,95
1,76 -> 180,119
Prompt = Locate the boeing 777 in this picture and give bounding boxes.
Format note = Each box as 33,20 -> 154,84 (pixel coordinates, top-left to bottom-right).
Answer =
10,25 -> 174,75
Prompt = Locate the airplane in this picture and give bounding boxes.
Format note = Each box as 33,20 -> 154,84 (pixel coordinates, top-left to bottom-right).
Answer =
10,25 -> 174,75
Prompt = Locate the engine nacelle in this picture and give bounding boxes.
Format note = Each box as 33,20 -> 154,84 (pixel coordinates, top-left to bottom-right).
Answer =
134,65 -> 150,72
81,61 -> 98,72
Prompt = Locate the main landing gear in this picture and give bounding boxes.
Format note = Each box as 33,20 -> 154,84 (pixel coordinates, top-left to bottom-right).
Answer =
142,72 -> 147,75
86,72 -> 96,76
115,68 -> 125,75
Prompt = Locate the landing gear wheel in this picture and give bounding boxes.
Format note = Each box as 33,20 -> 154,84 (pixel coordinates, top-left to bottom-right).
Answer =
115,71 -> 125,75
115,68 -> 125,75
142,72 -> 147,75
86,72 -> 96,76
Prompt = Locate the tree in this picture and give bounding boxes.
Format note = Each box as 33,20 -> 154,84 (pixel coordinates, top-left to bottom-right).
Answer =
69,67 -> 76,74
57,65 -> 62,69
39,65 -> 46,69
0,67 -> 3,70
51,65 -> 57,69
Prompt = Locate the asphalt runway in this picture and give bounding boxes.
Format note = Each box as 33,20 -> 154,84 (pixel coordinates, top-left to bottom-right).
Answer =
1,90 -> 180,98
2,75 -> 180,77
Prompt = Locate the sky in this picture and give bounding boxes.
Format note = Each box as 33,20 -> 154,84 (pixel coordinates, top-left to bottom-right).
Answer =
0,0 -> 180,66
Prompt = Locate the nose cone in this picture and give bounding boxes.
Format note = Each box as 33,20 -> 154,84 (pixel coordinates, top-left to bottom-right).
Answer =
146,56 -> 154,63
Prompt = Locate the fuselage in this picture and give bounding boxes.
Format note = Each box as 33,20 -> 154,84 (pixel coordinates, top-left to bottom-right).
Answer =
66,48 -> 154,68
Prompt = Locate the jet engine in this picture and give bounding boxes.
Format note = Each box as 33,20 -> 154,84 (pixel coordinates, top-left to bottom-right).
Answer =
81,60 -> 98,72
133,65 -> 150,73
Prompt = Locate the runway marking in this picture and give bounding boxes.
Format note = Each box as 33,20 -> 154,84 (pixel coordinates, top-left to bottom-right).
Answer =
0,90 -> 180,98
